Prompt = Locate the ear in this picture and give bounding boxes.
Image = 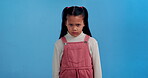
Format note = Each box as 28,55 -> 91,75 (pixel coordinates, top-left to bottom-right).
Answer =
65,20 -> 68,27
83,25 -> 85,28
83,20 -> 85,27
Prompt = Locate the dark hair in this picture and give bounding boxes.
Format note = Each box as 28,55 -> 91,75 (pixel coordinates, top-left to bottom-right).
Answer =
59,6 -> 92,39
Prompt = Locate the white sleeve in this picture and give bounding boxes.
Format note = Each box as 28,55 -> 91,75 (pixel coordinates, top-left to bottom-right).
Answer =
90,38 -> 102,78
52,43 -> 60,78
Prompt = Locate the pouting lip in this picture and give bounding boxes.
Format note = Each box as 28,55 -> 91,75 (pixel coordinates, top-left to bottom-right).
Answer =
72,32 -> 78,34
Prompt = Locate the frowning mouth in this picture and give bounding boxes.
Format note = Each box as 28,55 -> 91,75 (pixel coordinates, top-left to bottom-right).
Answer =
72,32 -> 78,34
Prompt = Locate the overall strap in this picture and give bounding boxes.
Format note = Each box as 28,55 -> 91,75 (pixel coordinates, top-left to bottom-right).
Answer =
84,35 -> 90,42
61,37 -> 67,45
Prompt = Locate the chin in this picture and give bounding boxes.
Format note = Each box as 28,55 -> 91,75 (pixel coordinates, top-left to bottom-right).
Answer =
69,32 -> 80,37
72,35 -> 78,37
72,34 -> 81,37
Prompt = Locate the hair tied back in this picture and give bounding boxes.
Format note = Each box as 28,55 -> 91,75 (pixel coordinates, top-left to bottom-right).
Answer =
67,7 -> 70,9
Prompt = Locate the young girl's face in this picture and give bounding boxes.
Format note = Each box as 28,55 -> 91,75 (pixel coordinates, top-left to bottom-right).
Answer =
65,15 -> 85,37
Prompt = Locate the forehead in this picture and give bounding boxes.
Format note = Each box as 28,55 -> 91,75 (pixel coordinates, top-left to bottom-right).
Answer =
66,15 -> 84,23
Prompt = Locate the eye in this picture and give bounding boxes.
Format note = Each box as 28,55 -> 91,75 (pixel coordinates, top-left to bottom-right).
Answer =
69,24 -> 73,26
76,24 -> 81,27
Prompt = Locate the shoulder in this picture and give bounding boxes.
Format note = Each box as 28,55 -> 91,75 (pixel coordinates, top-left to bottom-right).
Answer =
88,36 -> 100,53
88,36 -> 99,48
88,36 -> 98,44
54,38 -> 63,47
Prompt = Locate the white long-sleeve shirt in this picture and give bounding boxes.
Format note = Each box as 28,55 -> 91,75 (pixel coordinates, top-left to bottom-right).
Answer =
52,32 -> 102,78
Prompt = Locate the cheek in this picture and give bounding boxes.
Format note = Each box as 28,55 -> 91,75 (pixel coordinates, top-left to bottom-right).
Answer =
81,26 -> 85,30
67,26 -> 72,31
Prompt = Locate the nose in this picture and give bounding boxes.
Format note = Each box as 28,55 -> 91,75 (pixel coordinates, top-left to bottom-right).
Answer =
72,26 -> 77,31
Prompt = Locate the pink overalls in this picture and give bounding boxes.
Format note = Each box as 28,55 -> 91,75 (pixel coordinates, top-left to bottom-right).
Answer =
59,35 -> 93,78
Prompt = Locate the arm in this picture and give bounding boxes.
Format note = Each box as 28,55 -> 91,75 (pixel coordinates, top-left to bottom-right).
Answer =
52,43 -> 60,78
90,38 -> 102,78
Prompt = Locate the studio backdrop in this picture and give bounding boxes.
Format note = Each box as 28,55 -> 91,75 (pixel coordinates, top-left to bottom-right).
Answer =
0,0 -> 148,78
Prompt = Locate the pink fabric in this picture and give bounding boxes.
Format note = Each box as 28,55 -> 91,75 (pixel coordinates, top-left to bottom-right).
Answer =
60,35 -> 93,78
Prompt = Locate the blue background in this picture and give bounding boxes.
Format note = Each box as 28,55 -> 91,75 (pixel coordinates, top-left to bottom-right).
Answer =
0,0 -> 148,78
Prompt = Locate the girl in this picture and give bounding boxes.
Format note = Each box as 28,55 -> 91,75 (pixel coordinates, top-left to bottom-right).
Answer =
52,6 -> 102,78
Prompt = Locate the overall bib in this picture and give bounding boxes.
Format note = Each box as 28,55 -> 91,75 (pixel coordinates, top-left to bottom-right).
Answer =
60,35 -> 93,78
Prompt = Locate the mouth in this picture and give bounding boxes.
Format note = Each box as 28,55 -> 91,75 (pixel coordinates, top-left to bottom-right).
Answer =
72,32 -> 78,35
